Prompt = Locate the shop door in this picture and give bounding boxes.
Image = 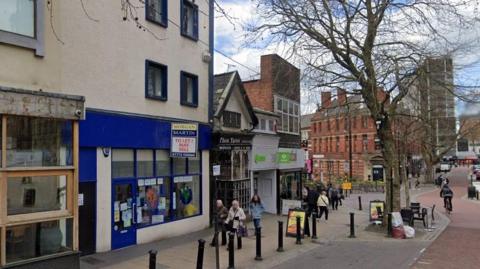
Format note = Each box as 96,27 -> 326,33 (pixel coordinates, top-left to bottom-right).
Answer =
112,180 -> 137,250
79,181 -> 96,255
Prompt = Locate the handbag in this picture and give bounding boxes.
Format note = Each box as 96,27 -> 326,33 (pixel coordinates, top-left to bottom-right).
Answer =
238,223 -> 248,237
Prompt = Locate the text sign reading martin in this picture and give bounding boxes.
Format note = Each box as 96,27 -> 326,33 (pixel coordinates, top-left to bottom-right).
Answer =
171,123 -> 198,158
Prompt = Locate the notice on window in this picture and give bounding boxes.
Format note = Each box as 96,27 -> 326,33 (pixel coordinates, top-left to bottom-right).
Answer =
171,123 -> 198,158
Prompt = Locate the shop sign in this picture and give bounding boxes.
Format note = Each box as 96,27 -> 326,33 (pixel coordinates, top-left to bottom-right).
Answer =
171,123 -> 198,157
254,154 -> 267,163
342,182 -> 352,190
277,151 -> 297,164
217,135 -> 252,150
174,176 -> 194,183
286,208 -> 306,238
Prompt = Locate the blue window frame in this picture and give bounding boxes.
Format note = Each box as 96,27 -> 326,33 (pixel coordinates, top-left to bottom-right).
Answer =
145,0 -> 168,27
145,60 -> 168,101
180,0 -> 198,41
180,71 -> 199,107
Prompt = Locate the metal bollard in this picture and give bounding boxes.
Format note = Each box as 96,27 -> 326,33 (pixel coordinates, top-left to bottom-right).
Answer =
387,213 -> 393,237
311,212 -> 318,239
228,233 -> 235,269
277,221 -> 284,252
349,212 -> 356,238
237,231 -> 242,249
477,191 -> 479,200
255,227 -> 263,261
196,239 -> 205,269
295,216 -> 302,245
304,213 -> 310,237
358,196 -> 362,211
148,250 -> 157,269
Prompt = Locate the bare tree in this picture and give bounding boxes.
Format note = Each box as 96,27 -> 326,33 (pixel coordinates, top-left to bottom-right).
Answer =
249,0 -> 480,213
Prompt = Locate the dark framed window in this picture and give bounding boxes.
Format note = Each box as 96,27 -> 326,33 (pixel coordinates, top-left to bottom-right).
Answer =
180,0 -> 198,41
223,110 -> 241,128
180,71 -> 198,107
146,0 -> 168,27
146,60 -> 168,101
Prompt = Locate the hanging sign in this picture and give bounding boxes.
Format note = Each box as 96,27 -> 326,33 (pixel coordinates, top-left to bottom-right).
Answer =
171,123 -> 198,157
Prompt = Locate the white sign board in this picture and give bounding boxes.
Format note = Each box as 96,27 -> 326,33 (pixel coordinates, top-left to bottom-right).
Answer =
281,199 -> 302,215
78,193 -> 84,206
212,165 -> 221,176
171,123 -> 198,158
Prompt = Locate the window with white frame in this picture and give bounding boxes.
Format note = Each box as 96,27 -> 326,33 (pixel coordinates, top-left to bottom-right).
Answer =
274,95 -> 299,134
255,117 -> 276,133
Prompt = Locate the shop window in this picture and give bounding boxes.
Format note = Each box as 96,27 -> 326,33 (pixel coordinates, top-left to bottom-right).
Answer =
173,157 -> 187,175
156,150 -> 170,176
243,151 -> 249,178
137,177 -> 171,226
173,175 -> 200,219
232,151 -> 241,179
223,110 -> 241,129
7,175 -> 68,215
188,154 -> 201,174
6,218 -> 73,264
180,71 -> 198,107
146,0 -> 168,27
180,0 -> 198,40
146,60 -> 168,101
137,150 -> 154,178
112,149 -> 134,178
7,116 -> 73,167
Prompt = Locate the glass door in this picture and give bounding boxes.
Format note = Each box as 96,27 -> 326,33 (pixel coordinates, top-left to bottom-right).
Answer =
111,180 -> 137,250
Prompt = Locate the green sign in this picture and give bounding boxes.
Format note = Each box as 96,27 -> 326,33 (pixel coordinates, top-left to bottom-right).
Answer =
277,152 -> 291,164
255,154 -> 266,163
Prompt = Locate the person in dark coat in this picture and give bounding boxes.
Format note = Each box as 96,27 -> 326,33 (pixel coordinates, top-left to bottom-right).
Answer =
440,183 -> 454,212
306,186 -> 319,216
210,200 -> 229,246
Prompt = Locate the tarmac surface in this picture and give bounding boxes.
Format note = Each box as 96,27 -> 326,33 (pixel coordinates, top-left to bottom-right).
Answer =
412,166 -> 480,269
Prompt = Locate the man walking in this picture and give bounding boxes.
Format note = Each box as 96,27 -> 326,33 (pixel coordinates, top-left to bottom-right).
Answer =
317,191 -> 330,221
210,200 -> 228,246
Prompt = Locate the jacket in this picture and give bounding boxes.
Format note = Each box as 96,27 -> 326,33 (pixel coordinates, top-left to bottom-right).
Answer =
440,185 -> 453,198
249,203 -> 265,219
225,207 -> 246,229
317,195 -> 329,207
306,190 -> 319,205
215,206 -> 229,224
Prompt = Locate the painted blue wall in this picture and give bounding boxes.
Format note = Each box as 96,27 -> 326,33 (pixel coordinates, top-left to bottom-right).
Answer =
79,110 -> 212,150
79,147 -> 97,182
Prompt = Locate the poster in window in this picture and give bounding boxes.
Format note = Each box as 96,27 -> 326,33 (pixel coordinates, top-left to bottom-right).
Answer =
171,123 -> 198,158
146,186 -> 159,210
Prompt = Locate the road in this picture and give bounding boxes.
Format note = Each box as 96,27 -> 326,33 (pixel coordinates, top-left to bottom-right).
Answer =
273,240 -> 427,269
413,166 -> 480,269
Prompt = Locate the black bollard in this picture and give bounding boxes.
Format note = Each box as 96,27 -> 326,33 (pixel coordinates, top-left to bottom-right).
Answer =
349,212 -> 356,238
477,191 -> 479,200
387,213 -> 393,237
296,216 -> 302,245
358,196 -> 362,211
237,231 -> 242,249
255,227 -> 263,261
304,213 -> 310,237
277,221 -> 284,252
228,233 -> 235,269
311,212 -> 318,239
196,239 -> 205,269
148,250 -> 157,269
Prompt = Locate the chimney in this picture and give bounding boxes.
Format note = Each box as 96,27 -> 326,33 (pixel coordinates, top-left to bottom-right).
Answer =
321,92 -> 332,108
338,89 -> 347,106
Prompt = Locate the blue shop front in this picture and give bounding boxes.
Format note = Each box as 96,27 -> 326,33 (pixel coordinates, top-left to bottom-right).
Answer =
77,110 -> 211,253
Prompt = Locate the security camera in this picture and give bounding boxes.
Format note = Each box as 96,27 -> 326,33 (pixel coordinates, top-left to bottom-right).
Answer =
75,109 -> 83,117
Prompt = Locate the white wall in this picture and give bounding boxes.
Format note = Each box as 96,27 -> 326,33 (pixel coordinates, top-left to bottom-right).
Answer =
222,86 -> 252,131
96,147 -> 112,252
251,134 -> 279,171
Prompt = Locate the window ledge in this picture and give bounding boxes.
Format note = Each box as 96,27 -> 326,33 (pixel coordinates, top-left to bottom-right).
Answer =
146,17 -> 168,28
180,32 -> 199,42
180,101 -> 198,108
0,166 -> 75,172
7,210 -> 72,226
146,95 -> 167,102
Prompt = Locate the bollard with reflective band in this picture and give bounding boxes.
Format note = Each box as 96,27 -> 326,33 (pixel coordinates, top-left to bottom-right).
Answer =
196,239 -> 205,269
358,196 -> 362,211
387,213 -> 393,237
148,250 -> 157,269
349,212 -> 356,238
277,221 -> 284,252
296,216 -> 302,245
255,227 -> 263,261
228,233 -> 235,269
311,212 -> 318,240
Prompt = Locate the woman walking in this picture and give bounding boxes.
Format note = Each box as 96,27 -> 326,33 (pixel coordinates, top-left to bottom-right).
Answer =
317,191 -> 330,221
225,200 -> 246,249
249,194 -> 265,230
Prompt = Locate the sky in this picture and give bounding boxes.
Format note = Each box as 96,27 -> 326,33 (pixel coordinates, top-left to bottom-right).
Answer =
213,0 -> 480,116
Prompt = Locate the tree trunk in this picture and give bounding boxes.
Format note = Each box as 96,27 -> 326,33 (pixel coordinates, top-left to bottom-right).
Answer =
400,158 -> 410,207
425,162 -> 434,184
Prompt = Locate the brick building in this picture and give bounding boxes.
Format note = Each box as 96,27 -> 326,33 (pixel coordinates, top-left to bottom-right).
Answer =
310,89 -> 386,182
244,54 -> 305,214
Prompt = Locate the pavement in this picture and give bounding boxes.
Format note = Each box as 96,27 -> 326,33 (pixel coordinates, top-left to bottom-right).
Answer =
80,184 -> 448,269
412,166 -> 480,269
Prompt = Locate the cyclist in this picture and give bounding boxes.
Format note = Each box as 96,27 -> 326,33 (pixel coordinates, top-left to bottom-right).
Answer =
440,183 -> 454,213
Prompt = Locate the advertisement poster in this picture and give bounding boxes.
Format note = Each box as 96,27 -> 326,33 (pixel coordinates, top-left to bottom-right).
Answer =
171,123 -> 198,158
342,182 -> 352,190
286,209 -> 306,238
370,200 -> 385,222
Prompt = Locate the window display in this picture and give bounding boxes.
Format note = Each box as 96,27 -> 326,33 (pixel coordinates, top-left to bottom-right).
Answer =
137,177 -> 170,226
173,175 -> 200,219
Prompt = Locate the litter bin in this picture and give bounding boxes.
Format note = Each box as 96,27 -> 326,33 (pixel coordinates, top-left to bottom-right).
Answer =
468,186 -> 476,199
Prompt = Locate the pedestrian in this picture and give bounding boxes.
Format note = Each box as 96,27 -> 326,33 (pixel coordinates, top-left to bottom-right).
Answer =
330,186 -> 339,210
317,191 -> 330,221
338,185 -> 344,206
225,200 -> 246,249
210,200 -> 229,247
249,194 -> 265,230
440,183 -> 454,212
306,186 -> 319,217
